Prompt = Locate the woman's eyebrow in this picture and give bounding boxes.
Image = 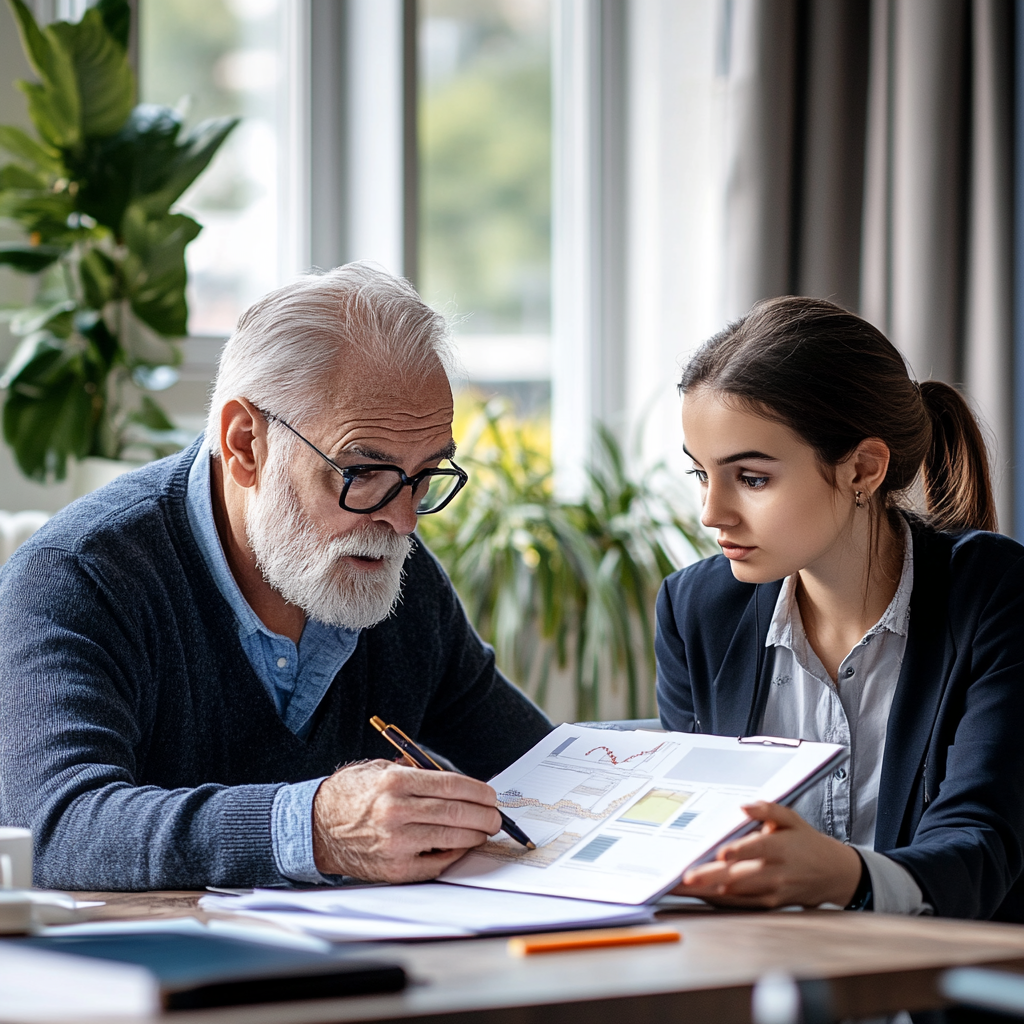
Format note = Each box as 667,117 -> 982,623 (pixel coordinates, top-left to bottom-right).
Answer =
717,450 -> 778,465
682,444 -> 777,466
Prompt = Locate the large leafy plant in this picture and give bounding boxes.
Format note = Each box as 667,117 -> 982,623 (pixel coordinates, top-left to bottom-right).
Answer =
0,0 -> 237,479
417,402 -> 716,721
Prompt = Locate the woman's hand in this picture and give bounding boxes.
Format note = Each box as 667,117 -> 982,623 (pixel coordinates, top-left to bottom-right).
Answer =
672,801 -> 864,908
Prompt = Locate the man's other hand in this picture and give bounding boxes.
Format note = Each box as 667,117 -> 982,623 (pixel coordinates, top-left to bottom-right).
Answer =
311,760 -> 502,882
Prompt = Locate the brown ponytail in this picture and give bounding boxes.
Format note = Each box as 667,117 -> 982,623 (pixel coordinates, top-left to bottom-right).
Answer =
918,381 -> 997,533
680,296 -> 998,534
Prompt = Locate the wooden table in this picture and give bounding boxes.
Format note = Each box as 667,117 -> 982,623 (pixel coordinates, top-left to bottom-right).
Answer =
55,892 -> 1024,1023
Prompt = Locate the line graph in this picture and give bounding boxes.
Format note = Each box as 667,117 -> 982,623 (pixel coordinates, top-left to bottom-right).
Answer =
498,787 -> 641,821
582,742 -> 665,767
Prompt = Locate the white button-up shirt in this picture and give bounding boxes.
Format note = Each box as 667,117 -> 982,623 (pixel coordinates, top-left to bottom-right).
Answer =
760,518 -> 930,915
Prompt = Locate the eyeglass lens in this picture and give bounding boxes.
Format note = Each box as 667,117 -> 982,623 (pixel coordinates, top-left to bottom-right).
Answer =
344,468 -> 462,513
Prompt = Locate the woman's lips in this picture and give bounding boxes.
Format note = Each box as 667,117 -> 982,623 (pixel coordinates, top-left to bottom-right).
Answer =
719,542 -> 756,560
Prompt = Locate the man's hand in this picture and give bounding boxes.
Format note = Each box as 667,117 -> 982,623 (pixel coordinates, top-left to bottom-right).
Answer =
311,760 -> 502,882
672,801 -> 863,909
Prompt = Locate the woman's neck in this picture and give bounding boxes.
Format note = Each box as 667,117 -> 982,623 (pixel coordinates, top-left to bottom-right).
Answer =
795,513 -> 904,683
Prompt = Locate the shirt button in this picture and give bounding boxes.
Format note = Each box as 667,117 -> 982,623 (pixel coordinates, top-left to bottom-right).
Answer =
843,666 -> 855,678
834,768 -> 848,780
277,657 -> 287,668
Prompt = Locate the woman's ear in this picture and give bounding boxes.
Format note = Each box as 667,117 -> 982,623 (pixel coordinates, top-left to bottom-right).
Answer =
842,437 -> 890,499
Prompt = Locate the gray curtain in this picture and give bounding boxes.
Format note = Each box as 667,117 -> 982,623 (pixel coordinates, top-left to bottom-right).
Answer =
721,0 -> 1014,531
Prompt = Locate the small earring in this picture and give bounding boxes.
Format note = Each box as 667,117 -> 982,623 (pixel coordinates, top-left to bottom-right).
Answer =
855,490 -> 865,508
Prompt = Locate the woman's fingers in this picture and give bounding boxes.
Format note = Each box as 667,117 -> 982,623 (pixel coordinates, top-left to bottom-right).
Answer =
683,856 -> 766,887
681,861 -> 731,887
718,831 -> 776,862
677,858 -> 784,903
676,803 -> 860,908
741,801 -> 805,828
712,802 -> 807,861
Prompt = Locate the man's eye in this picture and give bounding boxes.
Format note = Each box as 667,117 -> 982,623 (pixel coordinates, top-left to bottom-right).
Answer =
741,475 -> 769,489
685,468 -> 708,484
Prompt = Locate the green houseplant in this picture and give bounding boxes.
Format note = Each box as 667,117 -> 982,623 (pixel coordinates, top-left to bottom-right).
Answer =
417,402 -> 716,722
0,0 -> 237,481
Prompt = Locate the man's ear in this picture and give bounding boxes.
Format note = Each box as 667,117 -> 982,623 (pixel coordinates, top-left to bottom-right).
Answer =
843,437 -> 890,500
220,398 -> 267,489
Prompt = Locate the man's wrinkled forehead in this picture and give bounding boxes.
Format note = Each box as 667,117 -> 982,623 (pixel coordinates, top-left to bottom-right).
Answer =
314,353 -> 454,458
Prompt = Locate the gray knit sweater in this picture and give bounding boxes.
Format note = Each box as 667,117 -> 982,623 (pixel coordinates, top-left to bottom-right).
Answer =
0,445 -> 551,891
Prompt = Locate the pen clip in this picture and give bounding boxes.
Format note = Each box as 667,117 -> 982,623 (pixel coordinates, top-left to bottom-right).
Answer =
390,723 -> 445,770
370,716 -> 445,770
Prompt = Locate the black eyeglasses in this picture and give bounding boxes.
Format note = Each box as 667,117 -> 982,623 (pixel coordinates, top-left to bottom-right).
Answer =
261,411 -> 468,515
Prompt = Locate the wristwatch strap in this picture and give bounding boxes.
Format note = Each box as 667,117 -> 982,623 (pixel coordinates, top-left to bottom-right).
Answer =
845,850 -> 874,912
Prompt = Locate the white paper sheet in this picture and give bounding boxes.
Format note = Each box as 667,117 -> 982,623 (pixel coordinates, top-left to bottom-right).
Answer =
199,882 -> 656,940
210,909 -> 471,941
41,915 -> 335,953
441,724 -> 845,905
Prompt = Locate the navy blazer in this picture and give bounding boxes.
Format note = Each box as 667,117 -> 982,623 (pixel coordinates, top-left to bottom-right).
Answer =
655,517 -> 1024,921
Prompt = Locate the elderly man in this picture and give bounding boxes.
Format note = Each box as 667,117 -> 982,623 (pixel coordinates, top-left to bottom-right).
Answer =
0,264 -> 551,890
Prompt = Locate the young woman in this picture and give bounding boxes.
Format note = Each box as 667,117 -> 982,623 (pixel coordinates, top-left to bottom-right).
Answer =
656,296 -> 1024,919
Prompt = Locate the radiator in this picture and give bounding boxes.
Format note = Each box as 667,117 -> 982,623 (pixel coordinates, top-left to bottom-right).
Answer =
0,511 -> 50,566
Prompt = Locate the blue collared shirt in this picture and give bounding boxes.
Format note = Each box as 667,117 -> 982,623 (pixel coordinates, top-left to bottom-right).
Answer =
185,441 -> 360,883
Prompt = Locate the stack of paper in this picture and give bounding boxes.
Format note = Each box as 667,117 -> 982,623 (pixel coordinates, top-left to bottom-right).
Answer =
199,884 -> 656,941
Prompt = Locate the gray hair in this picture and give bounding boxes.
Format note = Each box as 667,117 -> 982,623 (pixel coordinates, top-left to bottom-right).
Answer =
206,262 -> 454,454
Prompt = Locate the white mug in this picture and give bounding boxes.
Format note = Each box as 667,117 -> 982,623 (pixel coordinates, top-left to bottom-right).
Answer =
0,828 -> 33,889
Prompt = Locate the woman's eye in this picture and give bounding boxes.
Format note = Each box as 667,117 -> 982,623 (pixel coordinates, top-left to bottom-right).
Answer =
686,468 -> 708,484
741,475 -> 769,490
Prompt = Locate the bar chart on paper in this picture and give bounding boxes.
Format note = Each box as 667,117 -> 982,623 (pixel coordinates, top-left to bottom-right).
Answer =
441,724 -> 845,904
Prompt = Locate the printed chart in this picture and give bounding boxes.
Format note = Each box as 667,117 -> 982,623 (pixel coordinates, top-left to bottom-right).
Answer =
442,723 -> 845,904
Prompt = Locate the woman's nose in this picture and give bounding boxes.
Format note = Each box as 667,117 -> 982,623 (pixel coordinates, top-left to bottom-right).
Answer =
700,481 -> 737,530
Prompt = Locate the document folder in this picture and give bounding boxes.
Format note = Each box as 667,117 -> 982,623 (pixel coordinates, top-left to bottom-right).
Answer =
6,931 -> 406,1011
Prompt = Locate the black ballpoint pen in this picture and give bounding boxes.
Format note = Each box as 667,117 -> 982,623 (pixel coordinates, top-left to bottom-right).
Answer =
370,716 -> 536,850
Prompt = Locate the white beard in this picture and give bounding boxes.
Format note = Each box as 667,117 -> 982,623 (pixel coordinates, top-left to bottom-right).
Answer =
244,441 -> 412,630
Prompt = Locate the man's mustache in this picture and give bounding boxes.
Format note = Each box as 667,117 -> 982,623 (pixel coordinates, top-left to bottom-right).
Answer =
327,525 -> 411,562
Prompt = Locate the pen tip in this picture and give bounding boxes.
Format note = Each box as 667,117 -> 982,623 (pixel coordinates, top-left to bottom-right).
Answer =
526,842 -> 536,850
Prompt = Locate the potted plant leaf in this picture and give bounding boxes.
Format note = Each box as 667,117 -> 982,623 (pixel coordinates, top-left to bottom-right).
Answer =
417,401 -> 716,722
0,0 -> 237,484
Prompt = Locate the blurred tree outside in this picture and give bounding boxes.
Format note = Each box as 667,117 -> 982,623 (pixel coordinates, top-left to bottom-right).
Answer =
141,0 -> 242,124
419,0 -> 551,336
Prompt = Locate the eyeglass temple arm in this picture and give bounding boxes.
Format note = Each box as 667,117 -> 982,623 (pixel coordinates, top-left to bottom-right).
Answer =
262,411 -> 349,479
262,409 -> 464,486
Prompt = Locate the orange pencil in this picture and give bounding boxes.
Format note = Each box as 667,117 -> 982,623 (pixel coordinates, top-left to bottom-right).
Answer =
507,925 -> 681,956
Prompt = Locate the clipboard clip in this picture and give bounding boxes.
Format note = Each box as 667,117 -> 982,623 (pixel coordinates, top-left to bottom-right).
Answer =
738,735 -> 802,747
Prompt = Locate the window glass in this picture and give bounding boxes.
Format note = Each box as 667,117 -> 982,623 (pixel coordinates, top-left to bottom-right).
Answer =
139,0 -> 286,336
419,0 -> 552,411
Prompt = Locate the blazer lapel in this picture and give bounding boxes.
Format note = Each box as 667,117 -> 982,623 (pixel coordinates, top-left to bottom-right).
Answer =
874,526 -> 955,852
710,581 -> 781,736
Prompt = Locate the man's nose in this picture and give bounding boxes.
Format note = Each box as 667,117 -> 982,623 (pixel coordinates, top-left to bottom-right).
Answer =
370,488 -> 419,535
